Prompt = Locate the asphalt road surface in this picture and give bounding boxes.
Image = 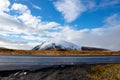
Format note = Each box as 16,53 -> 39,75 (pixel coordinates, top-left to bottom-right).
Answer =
0,55 -> 120,71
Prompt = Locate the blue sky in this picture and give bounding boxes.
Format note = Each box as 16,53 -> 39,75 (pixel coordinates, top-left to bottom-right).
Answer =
0,0 -> 120,50
10,0 -> 120,28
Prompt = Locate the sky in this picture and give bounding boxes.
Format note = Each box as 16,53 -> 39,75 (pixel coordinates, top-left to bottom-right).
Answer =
0,0 -> 120,50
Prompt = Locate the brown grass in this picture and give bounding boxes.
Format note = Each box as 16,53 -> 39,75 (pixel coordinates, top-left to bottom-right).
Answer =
0,48 -> 120,55
87,64 -> 120,80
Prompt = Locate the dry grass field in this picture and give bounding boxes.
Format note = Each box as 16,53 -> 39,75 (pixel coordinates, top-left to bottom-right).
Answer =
86,64 -> 120,80
0,48 -> 120,55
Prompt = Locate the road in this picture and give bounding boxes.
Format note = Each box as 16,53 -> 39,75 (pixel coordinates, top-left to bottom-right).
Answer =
0,55 -> 120,71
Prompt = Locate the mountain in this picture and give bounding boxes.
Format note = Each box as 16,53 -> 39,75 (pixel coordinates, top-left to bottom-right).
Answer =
32,40 -> 109,51
32,40 -> 81,50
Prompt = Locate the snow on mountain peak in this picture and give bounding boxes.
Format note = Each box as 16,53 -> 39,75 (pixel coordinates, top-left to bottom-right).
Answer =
32,39 -> 81,50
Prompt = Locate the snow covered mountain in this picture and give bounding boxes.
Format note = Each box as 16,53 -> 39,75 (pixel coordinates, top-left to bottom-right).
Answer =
32,40 -> 81,50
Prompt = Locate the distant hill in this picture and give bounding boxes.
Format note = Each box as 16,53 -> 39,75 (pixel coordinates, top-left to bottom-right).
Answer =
0,47 -> 8,49
0,47 -> 14,51
81,46 -> 109,51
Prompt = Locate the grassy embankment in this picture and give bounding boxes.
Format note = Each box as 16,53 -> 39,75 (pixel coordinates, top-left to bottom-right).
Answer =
0,48 -> 120,55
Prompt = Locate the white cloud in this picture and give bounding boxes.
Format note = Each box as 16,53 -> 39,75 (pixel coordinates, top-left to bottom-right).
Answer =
0,2 -> 62,49
1,11 -> 120,50
0,41 -> 34,50
32,4 -> 41,10
54,0 -> 86,23
28,0 -> 41,10
82,0 -> 96,10
53,14 -> 120,50
0,0 -> 10,12
54,0 -> 120,23
18,12 -> 41,28
104,14 -> 120,25
0,35 -> 30,49
11,3 -> 30,14
0,12 -> 36,34
21,35 -> 50,42
38,22 -> 61,30
11,3 -> 60,32
99,0 -> 120,7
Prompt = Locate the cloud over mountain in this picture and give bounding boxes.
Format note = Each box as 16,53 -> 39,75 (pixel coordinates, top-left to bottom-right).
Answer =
0,0 -> 120,50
